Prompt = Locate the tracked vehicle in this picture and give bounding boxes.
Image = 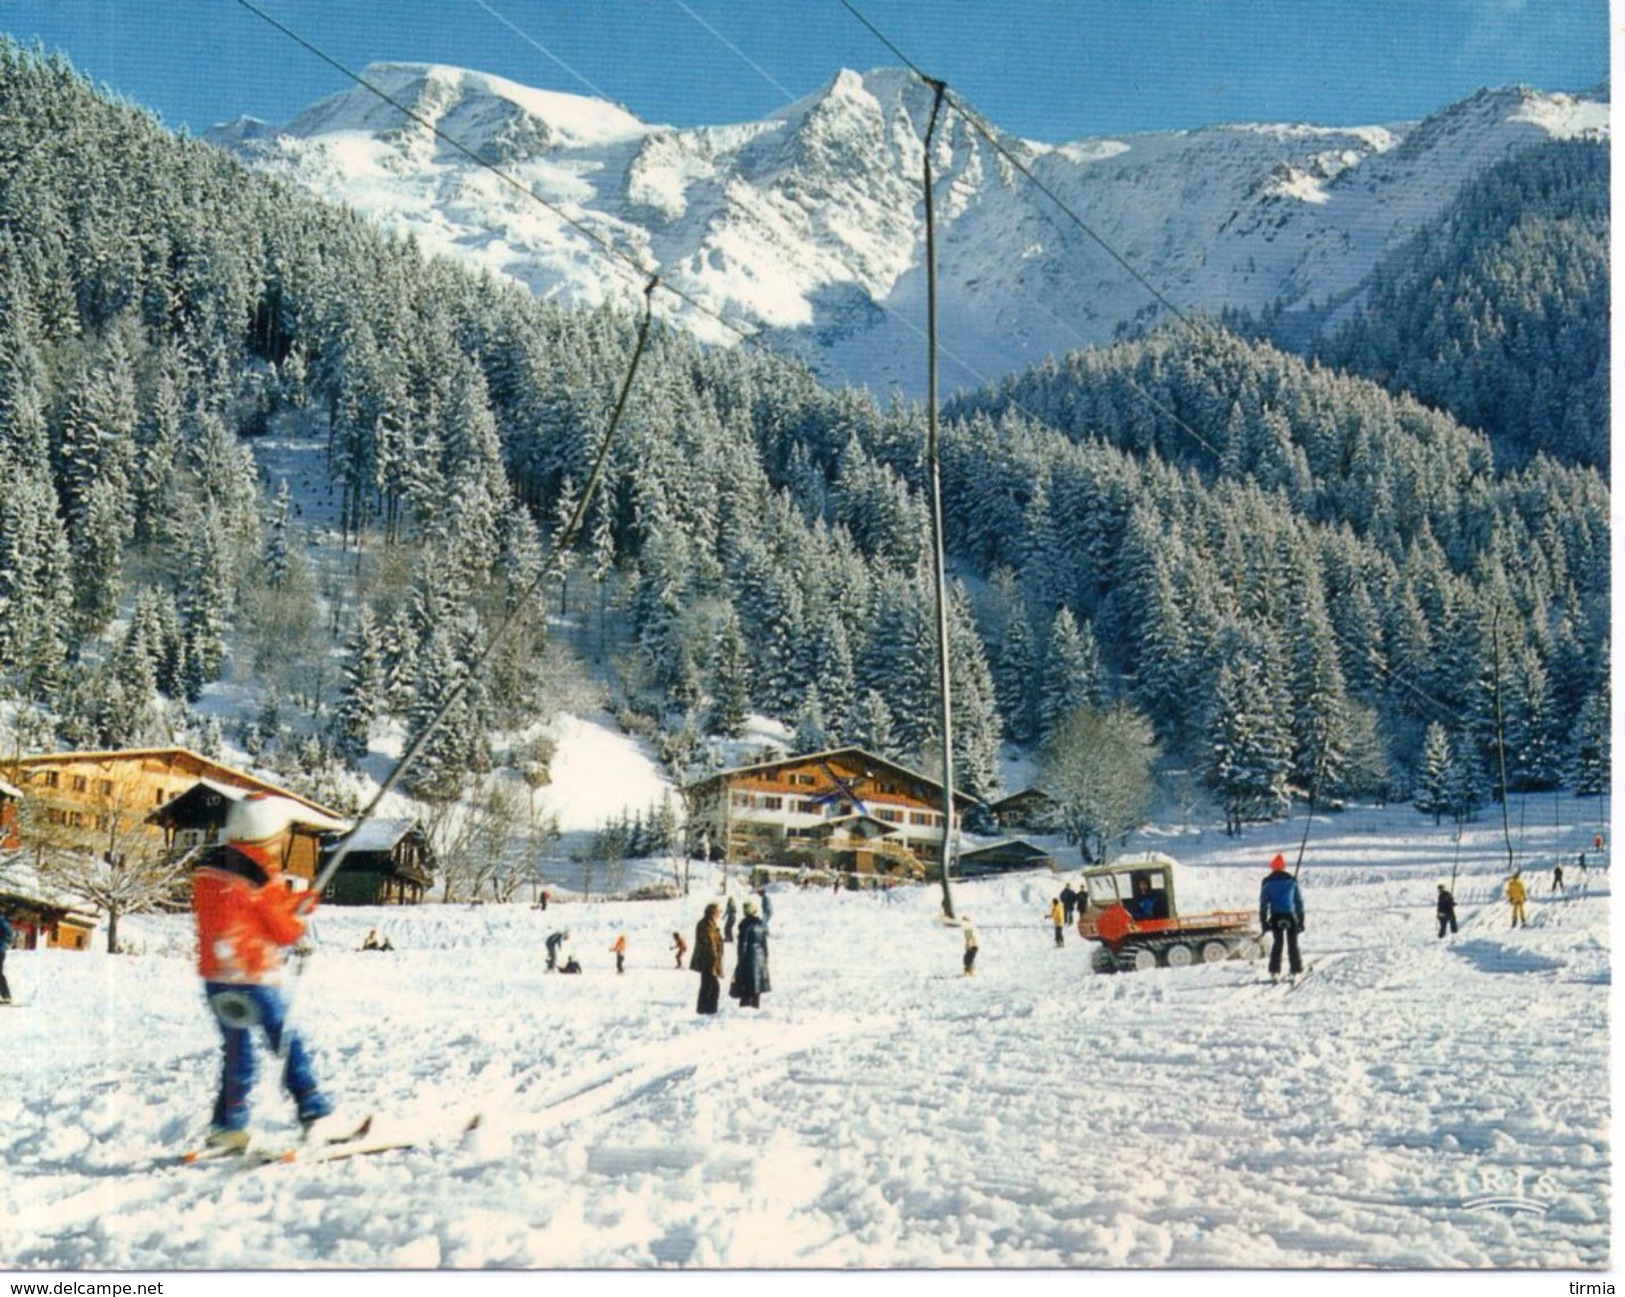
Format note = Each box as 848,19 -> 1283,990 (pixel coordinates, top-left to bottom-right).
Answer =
1076,852 -> 1261,972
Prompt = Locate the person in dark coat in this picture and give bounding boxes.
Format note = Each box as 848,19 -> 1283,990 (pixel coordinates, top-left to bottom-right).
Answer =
690,903 -> 724,1014
729,900 -> 770,1009
723,895 -> 738,945
1258,853 -> 1305,981
0,912 -> 13,1004
1060,884 -> 1078,926
545,929 -> 569,971
1436,883 -> 1458,938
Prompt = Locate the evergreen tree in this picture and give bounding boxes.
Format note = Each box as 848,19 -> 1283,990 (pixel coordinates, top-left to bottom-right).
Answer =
1207,652 -> 1291,834
335,607 -> 388,763
1414,722 -> 1454,824
708,606 -> 751,739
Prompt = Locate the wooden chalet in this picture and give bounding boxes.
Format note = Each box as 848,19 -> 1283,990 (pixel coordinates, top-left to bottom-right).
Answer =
0,776 -> 20,850
684,746 -> 976,882
148,778 -> 351,888
9,748 -> 348,872
0,860 -> 97,950
955,838 -> 1056,878
988,787 -> 1061,833
318,818 -> 434,905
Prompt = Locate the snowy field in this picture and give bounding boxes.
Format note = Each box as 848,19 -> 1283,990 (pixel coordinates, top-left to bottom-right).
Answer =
0,796 -> 1610,1279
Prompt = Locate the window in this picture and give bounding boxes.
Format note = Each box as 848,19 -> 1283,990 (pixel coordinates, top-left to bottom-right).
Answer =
760,796 -> 783,811
730,792 -> 753,809
98,779 -> 113,796
909,811 -> 932,825
788,773 -> 817,787
154,788 -> 167,805
72,775 -> 88,792
795,799 -> 822,815
43,771 -> 59,789
875,808 -> 903,824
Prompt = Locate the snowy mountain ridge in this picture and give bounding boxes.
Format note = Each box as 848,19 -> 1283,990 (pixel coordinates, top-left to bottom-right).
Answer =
207,64 -> 1607,393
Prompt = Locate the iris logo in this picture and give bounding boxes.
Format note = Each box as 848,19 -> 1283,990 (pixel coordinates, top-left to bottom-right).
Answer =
1460,1167 -> 1552,1216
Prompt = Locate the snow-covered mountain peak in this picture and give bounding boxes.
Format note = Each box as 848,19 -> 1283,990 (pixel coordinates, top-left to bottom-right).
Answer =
279,61 -> 651,159
206,69 -> 1609,394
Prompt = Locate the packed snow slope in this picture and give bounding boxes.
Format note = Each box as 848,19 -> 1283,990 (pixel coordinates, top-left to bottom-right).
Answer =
1,798 -> 1609,1270
204,64 -> 1608,395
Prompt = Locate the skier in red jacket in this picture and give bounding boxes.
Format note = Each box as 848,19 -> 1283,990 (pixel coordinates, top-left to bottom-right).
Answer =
193,793 -> 333,1152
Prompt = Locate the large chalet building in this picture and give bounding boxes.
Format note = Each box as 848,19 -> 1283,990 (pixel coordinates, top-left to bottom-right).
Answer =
6,747 -> 349,883
683,746 -> 976,882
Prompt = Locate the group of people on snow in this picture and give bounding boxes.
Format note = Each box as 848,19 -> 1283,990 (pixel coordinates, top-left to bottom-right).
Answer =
690,891 -> 771,1013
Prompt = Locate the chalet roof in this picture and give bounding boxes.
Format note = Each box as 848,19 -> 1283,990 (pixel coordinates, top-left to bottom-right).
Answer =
322,818 -> 432,886
16,748 -> 346,821
989,787 -> 1056,809
959,838 -> 1053,861
335,817 -> 420,854
147,779 -> 352,833
0,854 -> 100,920
686,745 -> 977,809
807,813 -> 901,841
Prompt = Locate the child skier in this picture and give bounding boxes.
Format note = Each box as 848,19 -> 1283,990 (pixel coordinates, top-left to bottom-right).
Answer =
192,793 -> 334,1152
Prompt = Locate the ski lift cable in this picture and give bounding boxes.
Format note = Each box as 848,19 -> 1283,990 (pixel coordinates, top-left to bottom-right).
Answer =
467,0 -> 619,102
267,278 -> 660,1065
230,0 -> 755,346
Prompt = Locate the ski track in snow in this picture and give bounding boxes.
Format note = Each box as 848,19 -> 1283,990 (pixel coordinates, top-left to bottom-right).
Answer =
1,801 -> 1610,1269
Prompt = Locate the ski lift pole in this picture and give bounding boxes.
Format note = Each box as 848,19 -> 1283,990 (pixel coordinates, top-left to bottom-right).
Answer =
1291,734 -> 1329,879
920,77 -> 958,921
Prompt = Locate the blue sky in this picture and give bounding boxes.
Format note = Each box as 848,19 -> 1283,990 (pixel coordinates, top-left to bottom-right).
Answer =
0,0 -> 1607,139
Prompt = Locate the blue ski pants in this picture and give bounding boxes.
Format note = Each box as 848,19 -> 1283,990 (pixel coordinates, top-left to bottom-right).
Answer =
204,981 -> 332,1131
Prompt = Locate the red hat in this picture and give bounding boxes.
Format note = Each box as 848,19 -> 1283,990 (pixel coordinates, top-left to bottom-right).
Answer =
1269,853 -> 1287,872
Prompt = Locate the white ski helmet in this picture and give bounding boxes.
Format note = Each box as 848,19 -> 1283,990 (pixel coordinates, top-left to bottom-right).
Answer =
224,792 -> 296,847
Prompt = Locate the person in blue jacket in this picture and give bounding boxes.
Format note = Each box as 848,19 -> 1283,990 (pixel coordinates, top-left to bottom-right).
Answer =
0,911 -> 13,1003
1259,853 -> 1305,981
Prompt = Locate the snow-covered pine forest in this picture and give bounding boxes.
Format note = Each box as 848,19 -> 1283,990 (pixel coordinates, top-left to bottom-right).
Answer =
0,43 -> 1608,861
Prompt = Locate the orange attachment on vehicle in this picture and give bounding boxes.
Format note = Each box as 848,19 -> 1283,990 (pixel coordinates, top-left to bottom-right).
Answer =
1093,903 -> 1132,948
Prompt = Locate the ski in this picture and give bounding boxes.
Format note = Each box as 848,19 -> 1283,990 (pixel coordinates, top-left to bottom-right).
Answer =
179,1114 -> 375,1167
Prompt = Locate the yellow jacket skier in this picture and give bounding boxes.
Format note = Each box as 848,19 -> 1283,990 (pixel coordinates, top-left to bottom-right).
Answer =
1506,872 -> 1527,928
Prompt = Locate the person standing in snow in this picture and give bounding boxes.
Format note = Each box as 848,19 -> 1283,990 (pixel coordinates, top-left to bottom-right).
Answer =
671,931 -> 688,969
1506,872 -> 1528,928
1551,862 -> 1564,893
961,914 -> 979,976
1436,883 -> 1458,939
0,911 -> 13,1004
1259,852 -> 1305,982
545,929 -> 569,971
191,794 -> 334,1152
1060,883 -> 1078,925
730,900 -> 770,1009
691,902 -> 724,1014
1047,897 -> 1066,947
723,894 -> 738,945
610,933 -> 627,974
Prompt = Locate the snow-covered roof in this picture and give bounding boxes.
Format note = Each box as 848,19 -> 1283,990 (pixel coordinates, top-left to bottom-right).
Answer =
0,777 -> 21,800
334,817 -> 419,854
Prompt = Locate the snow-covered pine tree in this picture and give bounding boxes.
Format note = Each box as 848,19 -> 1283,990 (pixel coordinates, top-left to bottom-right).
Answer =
1207,651 -> 1291,834
1414,722 -> 1455,824
335,606 -> 388,764
707,605 -> 751,738
1570,684 -> 1610,798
